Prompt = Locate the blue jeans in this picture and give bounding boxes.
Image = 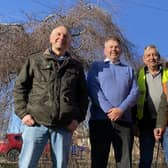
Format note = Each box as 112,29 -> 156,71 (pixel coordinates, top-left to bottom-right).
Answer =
19,125 -> 72,168
163,127 -> 168,165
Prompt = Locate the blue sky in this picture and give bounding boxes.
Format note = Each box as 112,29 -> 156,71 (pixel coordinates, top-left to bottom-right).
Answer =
112,0 -> 168,58
0,0 -> 168,58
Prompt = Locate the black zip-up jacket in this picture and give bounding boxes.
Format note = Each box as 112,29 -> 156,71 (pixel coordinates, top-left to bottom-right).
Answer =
13,49 -> 89,127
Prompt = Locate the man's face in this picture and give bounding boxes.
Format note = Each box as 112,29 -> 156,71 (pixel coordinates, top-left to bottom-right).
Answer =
143,47 -> 160,69
50,26 -> 71,55
104,39 -> 121,63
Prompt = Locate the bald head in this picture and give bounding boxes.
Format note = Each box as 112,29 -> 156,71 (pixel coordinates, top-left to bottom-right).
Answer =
50,25 -> 71,56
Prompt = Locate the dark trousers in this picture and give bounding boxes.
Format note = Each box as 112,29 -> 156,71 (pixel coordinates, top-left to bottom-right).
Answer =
89,119 -> 133,168
138,119 -> 156,168
139,129 -> 155,168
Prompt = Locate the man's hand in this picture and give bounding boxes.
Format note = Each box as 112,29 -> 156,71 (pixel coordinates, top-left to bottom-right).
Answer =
22,114 -> 35,126
67,120 -> 79,132
154,128 -> 164,141
107,108 -> 123,121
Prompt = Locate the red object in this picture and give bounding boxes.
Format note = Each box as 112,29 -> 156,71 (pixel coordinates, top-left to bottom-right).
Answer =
0,133 -> 50,161
0,133 -> 22,162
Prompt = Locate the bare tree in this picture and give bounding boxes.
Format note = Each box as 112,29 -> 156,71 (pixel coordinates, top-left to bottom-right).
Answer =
0,24 -> 29,85
0,0 -> 137,140
0,1 -> 137,83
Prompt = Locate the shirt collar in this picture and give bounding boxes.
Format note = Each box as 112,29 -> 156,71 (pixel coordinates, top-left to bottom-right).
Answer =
104,58 -> 121,65
145,65 -> 162,73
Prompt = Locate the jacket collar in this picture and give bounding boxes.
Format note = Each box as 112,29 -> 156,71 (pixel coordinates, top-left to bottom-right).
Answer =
43,48 -> 70,61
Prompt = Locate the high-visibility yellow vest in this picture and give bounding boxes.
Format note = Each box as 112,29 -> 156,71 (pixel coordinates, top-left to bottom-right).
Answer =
137,67 -> 168,120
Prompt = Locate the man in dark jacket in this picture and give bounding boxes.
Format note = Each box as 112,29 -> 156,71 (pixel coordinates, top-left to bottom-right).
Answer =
13,25 -> 88,168
154,92 -> 168,165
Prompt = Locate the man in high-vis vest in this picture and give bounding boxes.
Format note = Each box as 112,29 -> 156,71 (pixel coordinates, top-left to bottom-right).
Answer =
136,45 -> 168,168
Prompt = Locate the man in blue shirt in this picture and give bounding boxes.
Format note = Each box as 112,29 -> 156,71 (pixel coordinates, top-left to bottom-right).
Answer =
87,36 -> 139,168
